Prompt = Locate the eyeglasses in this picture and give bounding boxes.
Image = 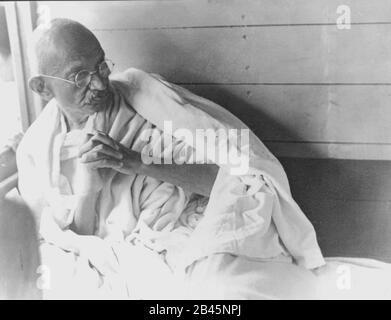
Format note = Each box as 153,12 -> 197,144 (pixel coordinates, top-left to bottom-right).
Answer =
38,59 -> 115,88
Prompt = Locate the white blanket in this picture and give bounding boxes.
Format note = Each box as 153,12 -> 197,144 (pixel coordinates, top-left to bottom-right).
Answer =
37,242 -> 391,299
184,254 -> 391,300
17,68 -> 326,298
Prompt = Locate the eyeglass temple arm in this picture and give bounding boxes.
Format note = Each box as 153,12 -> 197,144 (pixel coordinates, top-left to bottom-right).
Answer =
36,60 -> 114,84
38,74 -> 75,85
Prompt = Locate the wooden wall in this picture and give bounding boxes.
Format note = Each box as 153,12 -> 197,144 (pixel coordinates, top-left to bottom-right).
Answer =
32,0 -> 391,261
0,1 -> 389,278
281,157 -> 391,262
37,0 -> 391,160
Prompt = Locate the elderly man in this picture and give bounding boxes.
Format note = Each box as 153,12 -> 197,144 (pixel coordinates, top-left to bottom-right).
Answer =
17,18 -> 325,299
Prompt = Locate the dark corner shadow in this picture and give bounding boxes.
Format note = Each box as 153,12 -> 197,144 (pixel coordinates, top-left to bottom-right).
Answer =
0,196 -> 42,299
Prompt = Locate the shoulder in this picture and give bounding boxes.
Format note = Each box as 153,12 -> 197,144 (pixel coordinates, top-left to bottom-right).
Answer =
110,68 -> 148,87
116,67 -> 161,82
16,100 -> 58,162
110,68 -> 168,95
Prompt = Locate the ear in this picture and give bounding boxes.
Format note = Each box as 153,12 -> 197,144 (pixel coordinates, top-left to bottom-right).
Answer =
28,76 -> 54,101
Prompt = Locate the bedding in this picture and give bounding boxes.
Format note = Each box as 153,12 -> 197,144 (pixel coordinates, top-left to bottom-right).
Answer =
39,241 -> 391,299
184,254 -> 391,299
2,191 -> 390,300
17,67 -> 366,299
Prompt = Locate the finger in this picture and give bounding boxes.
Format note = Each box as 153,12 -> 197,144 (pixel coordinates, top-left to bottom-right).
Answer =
82,132 -> 94,144
84,157 -> 123,170
80,144 -> 123,162
79,131 -> 119,157
91,131 -> 120,151
78,137 -> 100,157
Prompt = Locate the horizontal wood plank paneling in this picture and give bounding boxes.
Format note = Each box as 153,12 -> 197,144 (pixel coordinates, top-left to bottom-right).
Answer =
302,198 -> 391,261
267,142 -> 391,160
96,25 -> 391,84
183,85 -> 391,146
34,1 -> 391,160
26,1 -> 391,265
40,0 -> 391,30
280,158 -> 391,262
280,158 -> 391,202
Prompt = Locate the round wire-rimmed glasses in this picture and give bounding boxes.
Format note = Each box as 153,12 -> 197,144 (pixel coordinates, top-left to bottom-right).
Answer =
38,59 -> 115,88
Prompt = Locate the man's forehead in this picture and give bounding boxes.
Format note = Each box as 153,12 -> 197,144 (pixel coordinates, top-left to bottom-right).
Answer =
34,18 -> 107,75
40,24 -> 104,75
60,49 -> 105,75
62,60 -> 84,74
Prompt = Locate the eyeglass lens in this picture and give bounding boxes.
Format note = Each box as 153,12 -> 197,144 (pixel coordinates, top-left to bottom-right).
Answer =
75,60 -> 114,88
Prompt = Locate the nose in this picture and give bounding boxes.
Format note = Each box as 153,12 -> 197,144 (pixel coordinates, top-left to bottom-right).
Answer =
89,72 -> 107,91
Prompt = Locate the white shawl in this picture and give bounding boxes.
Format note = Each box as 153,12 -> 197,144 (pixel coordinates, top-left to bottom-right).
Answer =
17,68 -> 325,273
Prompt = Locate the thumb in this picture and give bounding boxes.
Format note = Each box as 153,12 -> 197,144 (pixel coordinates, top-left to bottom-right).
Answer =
82,132 -> 94,144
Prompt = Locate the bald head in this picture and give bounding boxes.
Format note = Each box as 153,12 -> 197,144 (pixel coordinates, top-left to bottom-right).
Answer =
33,18 -> 102,75
29,18 -> 112,124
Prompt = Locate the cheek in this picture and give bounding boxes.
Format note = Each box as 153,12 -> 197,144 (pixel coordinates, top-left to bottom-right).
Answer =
55,86 -> 85,106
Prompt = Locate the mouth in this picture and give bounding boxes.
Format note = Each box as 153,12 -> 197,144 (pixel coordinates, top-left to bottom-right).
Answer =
85,91 -> 111,108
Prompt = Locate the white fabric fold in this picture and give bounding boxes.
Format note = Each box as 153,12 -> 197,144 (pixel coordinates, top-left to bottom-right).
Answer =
17,67 -> 325,284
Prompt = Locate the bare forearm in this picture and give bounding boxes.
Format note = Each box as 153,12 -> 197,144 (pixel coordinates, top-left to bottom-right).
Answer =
78,132 -> 219,196
116,146 -> 219,196
135,158 -> 219,197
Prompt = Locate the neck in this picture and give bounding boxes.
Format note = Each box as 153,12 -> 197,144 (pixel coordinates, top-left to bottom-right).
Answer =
62,111 -> 89,131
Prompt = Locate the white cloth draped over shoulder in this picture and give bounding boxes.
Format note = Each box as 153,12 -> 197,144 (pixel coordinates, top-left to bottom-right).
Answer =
16,68 -> 325,276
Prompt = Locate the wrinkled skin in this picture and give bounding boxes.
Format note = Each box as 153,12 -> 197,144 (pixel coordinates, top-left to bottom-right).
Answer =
31,20 -> 114,129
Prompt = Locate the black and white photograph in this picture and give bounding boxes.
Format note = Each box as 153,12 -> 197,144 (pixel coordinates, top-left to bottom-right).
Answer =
0,0 -> 391,302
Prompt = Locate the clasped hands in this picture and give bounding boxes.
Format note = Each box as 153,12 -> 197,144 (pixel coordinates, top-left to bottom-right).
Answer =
78,130 -> 141,175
